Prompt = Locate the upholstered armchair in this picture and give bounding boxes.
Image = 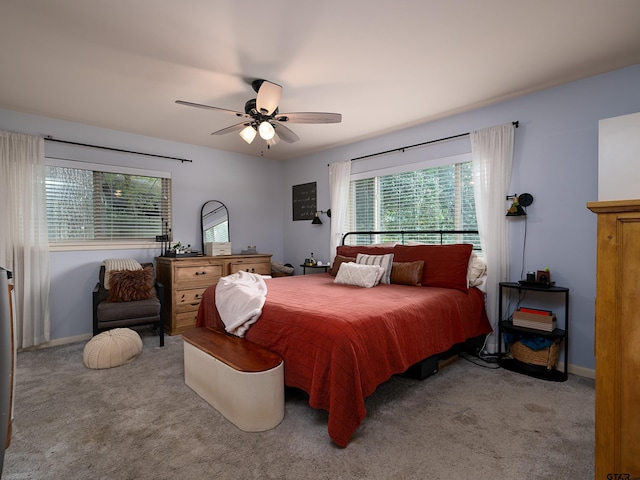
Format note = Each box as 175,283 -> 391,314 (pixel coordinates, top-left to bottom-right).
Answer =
93,261 -> 164,346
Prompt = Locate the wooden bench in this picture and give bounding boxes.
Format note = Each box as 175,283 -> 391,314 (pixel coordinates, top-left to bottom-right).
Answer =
182,327 -> 284,432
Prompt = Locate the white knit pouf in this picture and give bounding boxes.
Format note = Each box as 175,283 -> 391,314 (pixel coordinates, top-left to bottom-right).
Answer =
83,328 -> 143,369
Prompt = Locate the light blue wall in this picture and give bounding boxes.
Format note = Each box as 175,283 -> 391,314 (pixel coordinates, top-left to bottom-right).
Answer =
0,109 -> 286,341
2,65 -> 639,369
280,65 -> 640,371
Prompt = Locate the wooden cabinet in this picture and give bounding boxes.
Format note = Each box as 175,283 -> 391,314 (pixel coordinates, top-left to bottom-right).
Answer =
156,254 -> 272,335
587,199 -> 640,478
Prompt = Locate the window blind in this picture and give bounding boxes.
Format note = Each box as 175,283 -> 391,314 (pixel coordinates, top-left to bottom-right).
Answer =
45,164 -> 171,242
345,157 -> 479,247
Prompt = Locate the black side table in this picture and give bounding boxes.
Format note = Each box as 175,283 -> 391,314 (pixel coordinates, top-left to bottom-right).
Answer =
498,281 -> 569,382
300,264 -> 329,275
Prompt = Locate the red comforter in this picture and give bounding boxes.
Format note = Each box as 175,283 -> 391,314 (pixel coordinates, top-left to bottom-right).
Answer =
196,273 -> 491,447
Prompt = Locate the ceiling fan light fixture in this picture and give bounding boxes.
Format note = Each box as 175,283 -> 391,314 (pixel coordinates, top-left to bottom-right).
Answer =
239,125 -> 257,144
266,133 -> 280,148
177,78 -> 342,148
258,121 -> 275,140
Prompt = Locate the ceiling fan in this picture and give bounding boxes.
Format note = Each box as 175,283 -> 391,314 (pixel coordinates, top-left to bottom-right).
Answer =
176,79 -> 342,147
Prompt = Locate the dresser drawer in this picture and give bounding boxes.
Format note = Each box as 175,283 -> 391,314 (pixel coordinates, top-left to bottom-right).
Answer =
229,261 -> 270,275
175,264 -> 223,286
175,310 -> 199,334
175,287 -> 207,312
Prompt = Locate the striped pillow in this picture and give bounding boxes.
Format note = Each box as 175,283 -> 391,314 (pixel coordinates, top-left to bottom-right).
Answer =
356,253 -> 394,284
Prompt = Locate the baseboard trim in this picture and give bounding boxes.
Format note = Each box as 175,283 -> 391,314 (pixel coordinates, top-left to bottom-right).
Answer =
18,333 -> 92,352
558,362 -> 595,379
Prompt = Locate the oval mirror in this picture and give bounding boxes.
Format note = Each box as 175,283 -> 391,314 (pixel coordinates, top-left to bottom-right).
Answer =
201,200 -> 230,253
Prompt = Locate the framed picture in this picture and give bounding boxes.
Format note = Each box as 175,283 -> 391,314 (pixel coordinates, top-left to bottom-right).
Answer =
292,182 -> 317,221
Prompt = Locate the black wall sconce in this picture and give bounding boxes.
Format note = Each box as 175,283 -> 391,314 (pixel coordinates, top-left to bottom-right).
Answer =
311,209 -> 331,225
506,193 -> 533,217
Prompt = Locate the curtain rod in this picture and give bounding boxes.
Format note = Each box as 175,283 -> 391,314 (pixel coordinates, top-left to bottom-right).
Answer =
44,136 -> 193,163
350,121 -> 519,162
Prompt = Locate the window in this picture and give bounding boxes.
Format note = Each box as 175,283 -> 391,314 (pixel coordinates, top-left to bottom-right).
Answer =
45,160 -> 171,245
344,154 -> 479,248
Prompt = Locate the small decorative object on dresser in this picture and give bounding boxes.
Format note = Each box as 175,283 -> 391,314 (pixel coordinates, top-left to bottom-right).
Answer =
156,254 -> 272,335
204,242 -> 231,256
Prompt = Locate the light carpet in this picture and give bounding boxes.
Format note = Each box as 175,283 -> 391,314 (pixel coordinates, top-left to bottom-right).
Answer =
3,327 -> 594,479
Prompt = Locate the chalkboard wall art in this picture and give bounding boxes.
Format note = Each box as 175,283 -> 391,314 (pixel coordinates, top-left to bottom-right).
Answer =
292,182 -> 317,221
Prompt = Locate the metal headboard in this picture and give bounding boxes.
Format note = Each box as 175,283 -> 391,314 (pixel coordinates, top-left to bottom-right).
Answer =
341,230 -> 480,249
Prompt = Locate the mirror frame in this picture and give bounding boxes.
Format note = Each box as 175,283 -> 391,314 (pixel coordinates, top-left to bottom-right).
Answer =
201,200 -> 230,253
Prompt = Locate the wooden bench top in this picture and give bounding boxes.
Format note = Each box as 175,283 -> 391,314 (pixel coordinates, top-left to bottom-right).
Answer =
182,327 -> 282,373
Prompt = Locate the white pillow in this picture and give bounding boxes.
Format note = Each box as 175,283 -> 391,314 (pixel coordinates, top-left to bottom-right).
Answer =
467,252 -> 487,287
334,262 -> 384,288
356,253 -> 394,284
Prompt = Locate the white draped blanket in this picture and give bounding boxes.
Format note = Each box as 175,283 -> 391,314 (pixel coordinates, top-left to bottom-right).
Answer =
215,271 -> 268,337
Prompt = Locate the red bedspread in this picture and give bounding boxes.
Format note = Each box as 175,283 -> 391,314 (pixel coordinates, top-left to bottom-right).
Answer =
196,273 -> 491,447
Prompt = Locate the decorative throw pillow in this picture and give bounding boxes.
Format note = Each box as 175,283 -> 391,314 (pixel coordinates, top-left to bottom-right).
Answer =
393,244 -> 473,292
390,261 -> 424,286
329,255 -> 355,276
356,253 -> 394,284
107,267 -> 156,302
103,258 -> 143,290
467,253 -> 487,287
334,262 -> 384,288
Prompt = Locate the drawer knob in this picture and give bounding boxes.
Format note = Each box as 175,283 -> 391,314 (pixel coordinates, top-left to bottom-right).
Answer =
195,271 -> 207,276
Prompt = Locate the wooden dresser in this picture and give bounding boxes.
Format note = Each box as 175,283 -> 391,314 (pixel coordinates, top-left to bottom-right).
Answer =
587,199 -> 640,478
156,254 -> 272,335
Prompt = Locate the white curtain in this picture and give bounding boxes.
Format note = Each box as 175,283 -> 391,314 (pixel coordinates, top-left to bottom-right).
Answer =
0,131 -> 51,348
470,123 -> 515,352
328,160 -> 351,263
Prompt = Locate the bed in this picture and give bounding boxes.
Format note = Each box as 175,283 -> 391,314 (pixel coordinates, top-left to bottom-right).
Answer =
195,238 -> 491,447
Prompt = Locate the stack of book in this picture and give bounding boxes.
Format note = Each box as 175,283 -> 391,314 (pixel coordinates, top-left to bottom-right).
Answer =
512,307 -> 557,332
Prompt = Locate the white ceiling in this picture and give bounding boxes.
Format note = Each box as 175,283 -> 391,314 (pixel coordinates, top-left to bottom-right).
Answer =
1,1 -> 639,161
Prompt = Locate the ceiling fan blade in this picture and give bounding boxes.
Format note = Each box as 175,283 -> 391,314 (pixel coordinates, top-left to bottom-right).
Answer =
272,122 -> 300,143
211,121 -> 253,136
256,81 -> 282,116
176,100 -> 249,118
274,112 -> 342,124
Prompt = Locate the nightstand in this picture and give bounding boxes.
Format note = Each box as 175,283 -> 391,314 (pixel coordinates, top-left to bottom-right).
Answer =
300,264 -> 329,275
498,281 -> 569,382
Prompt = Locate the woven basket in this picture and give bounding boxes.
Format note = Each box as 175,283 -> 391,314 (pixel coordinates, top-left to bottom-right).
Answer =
510,339 -> 561,370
